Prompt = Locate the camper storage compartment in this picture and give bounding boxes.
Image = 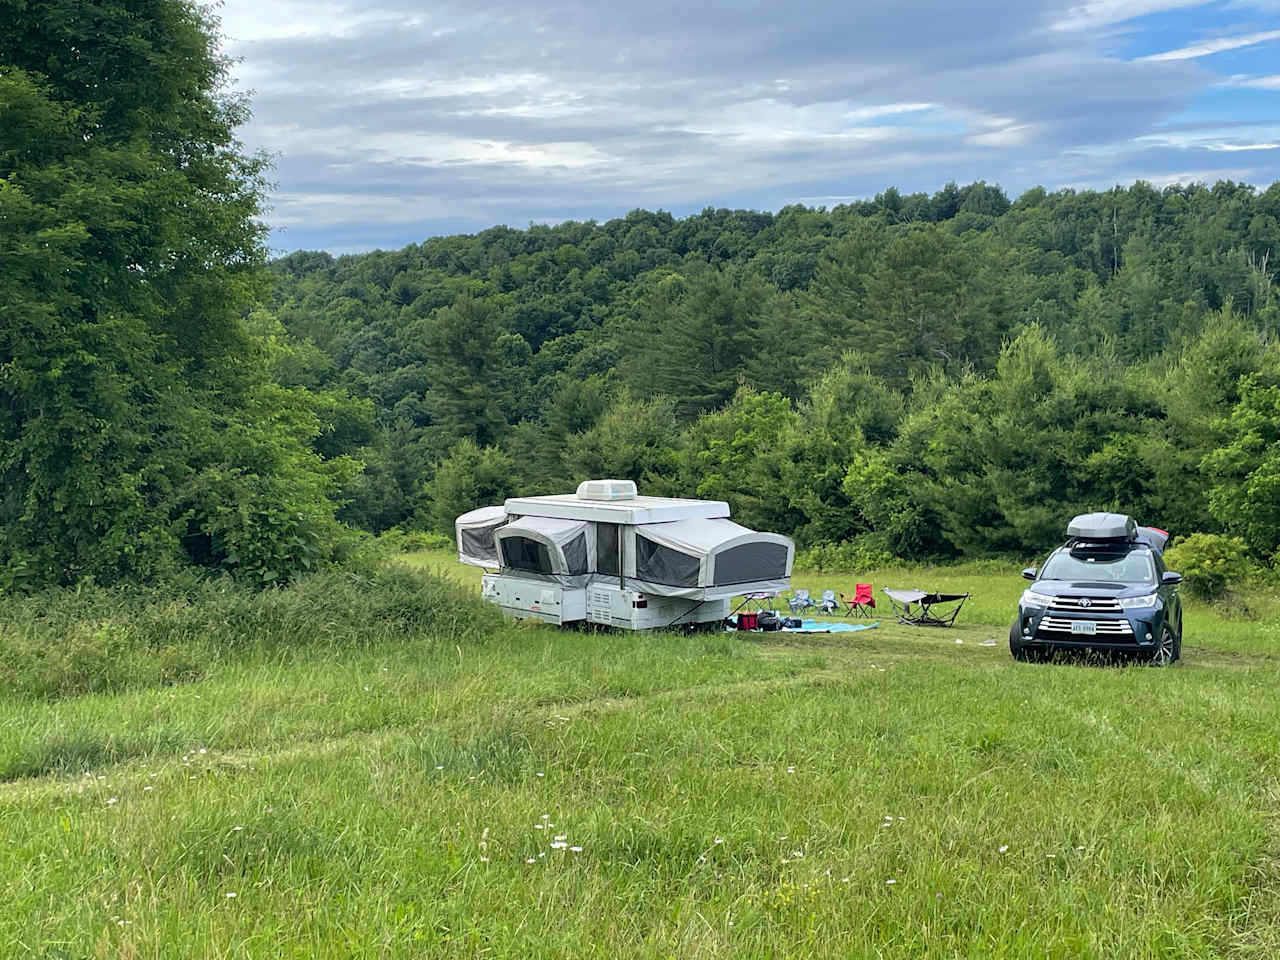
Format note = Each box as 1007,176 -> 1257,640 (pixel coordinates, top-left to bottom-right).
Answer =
483,575 -> 586,625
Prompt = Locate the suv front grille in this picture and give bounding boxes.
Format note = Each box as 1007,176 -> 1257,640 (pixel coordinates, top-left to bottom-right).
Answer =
1039,616 -> 1133,635
1047,595 -> 1122,613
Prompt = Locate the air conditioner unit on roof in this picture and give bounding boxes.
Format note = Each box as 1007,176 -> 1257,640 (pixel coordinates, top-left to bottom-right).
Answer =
576,479 -> 637,501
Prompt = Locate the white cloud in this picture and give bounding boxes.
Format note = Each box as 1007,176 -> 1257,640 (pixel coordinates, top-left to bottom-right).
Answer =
214,1 -> 388,44
1053,0 -> 1207,31
362,132 -> 613,169
1139,29 -> 1280,61
1231,73 -> 1280,88
1133,126 -> 1280,150
1136,167 -> 1257,187
367,73 -> 553,100
970,124 -> 1036,147
1210,142 -> 1280,150
269,192 -> 456,228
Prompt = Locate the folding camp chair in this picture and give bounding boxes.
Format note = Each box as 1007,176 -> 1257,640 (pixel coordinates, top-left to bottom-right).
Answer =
818,589 -> 840,615
882,588 -> 970,627
787,589 -> 815,614
840,583 -> 876,618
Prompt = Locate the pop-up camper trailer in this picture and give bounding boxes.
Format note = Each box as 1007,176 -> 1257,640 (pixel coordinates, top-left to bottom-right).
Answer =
456,480 -> 795,629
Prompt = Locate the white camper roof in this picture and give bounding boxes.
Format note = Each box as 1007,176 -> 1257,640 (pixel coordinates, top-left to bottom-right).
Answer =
504,493 -> 730,525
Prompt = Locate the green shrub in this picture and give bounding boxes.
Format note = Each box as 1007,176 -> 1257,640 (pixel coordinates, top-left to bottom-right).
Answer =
0,567 -> 501,700
377,527 -> 453,553
1163,533 -> 1251,601
795,537 -> 894,573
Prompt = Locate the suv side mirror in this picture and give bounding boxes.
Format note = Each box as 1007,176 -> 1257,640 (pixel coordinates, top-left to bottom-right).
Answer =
1162,571 -> 1183,585
1021,567 -> 1037,581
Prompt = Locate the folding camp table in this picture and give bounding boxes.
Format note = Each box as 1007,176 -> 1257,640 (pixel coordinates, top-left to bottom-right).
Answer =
882,588 -> 970,627
731,591 -> 780,615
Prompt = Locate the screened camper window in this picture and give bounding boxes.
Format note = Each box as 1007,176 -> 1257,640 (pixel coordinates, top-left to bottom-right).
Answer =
596,523 -> 620,577
563,533 -> 588,575
636,535 -> 700,587
714,542 -> 788,585
501,536 -> 553,575
460,522 -> 501,563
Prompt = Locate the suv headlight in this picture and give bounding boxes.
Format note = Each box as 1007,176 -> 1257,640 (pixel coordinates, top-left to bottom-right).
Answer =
1020,590 -> 1053,608
1118,593 -> 1159,609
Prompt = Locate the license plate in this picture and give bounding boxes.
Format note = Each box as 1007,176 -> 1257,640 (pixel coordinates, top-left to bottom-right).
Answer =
1071,621 -> 1097,636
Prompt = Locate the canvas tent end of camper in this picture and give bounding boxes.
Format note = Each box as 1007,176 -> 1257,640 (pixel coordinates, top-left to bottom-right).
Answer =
457,482 -> 794,630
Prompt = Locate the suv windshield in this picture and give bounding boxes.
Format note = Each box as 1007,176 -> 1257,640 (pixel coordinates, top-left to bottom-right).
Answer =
1040,548 -> 1155,584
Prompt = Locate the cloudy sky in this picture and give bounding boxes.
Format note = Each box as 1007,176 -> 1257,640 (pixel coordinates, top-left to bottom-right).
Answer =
212,0 -> 1280,254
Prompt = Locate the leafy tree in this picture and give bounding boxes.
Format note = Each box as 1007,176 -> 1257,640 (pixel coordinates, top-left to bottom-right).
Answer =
678,388 -> 802,535
1162,533 -> 1250,601
621,269 -> 772,418
1204,375 -> 1280,559
1,0 -> 356,587
849,226 -> 1015,385
561,392 -> 681,490
418,439 -> 520,535
418,296 -> 531,446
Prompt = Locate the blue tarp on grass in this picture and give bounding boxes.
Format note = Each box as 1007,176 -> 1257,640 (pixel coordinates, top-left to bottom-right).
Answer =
788,620 -> 880,633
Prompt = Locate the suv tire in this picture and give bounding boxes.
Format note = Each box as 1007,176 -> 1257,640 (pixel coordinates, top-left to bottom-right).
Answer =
1009,622 -> 1043,662
1149,622 -> 1181,666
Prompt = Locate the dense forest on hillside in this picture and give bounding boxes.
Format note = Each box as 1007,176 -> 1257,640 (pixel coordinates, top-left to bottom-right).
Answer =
5,1 -> 1280,591
265,181 -> 1280,565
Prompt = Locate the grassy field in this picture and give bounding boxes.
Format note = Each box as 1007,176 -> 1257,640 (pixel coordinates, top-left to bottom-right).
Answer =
2,554 -> 1278,958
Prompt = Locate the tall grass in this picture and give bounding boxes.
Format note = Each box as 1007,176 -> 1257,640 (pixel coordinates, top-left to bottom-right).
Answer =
0,566 -> 499,700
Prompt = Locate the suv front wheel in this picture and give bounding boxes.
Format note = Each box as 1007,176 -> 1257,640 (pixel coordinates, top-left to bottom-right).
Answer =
1009,622 -> 1045,662
1148,622 -> 1181,666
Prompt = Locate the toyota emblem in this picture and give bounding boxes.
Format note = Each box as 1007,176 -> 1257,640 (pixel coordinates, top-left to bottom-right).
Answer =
1079,598 -> 1091,607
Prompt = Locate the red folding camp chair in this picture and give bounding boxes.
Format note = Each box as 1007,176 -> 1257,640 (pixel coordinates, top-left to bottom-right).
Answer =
841,583 -> 876,618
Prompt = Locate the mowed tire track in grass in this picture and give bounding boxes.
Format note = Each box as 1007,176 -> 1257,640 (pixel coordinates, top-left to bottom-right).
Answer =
2,561 -> 1278,957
